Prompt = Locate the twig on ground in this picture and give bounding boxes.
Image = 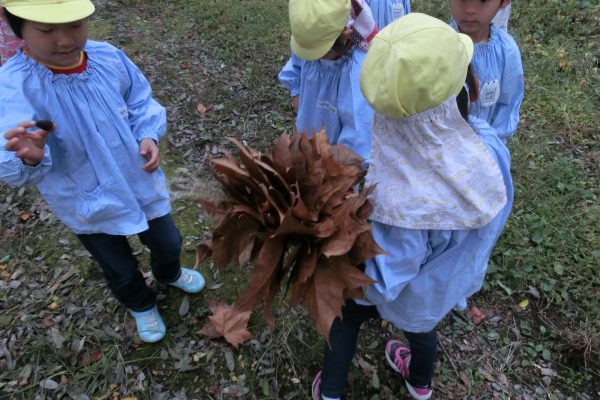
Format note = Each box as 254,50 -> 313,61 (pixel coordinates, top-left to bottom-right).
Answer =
437,332 -> 460,378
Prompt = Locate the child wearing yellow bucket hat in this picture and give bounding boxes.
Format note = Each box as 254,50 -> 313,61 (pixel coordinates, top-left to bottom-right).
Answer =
279,0 -> 409,165
311,13 -> 514,400
0,0 -> 206,343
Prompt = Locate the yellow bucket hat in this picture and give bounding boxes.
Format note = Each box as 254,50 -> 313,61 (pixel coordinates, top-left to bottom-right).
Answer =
359,13 -> 474,119
3,0 -> 95,24
289,0 -> 349,61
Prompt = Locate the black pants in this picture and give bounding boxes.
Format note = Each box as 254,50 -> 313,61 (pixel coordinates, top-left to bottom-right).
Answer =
320,300 -> 437,398
77,214 -> 182,312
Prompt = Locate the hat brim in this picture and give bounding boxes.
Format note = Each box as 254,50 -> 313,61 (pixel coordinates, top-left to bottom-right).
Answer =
290,34 -> 339,61
6,1 -> 95,24
457,32 -> 474,63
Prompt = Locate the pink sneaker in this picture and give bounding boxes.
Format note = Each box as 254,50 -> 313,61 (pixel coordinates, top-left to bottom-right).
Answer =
311,371 -> 322,400
385,340 -> 432,400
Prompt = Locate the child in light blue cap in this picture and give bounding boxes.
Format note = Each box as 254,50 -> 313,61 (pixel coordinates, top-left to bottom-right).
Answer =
0,0 -> 206,343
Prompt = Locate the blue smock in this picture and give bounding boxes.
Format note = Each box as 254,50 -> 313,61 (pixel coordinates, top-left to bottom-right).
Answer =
278,0 -> 411,164
363,116 -> 514,332
278,50 -> 373,163
453,23 -> 524,142
0,40 -> 171,235
367,0 -> 411,28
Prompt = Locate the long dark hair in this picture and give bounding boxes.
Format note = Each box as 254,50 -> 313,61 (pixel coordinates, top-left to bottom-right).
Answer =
456,64 -> 479,121
2,9 -> 25,39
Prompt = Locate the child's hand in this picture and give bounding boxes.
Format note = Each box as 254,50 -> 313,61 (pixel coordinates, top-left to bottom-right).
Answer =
3,121 -> 54,166
139,138 -> 160,172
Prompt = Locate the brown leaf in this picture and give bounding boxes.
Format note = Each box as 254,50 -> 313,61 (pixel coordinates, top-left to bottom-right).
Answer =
466,304 -> 486,325
196,103 -> 213,113
271,133 -> 293,176
197,302 -> 253,348
19,211 -> 31,221
195,242 -> 212,266
234,236 -> 286,311
198,132 -> 384,344
301,260 -> 348,340
320,199 -> 370,257
80,350 -> 103,367
211,214 -> 260,267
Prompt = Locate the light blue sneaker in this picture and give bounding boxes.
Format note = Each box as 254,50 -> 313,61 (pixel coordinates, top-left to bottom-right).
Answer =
130,306 -> 166,343
167,267 -> 206,293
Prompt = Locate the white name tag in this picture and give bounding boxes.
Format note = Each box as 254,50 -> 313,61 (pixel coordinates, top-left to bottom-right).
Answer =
391,3 -> 406,20
479,80 -> 500,107
117,105 -> 129,118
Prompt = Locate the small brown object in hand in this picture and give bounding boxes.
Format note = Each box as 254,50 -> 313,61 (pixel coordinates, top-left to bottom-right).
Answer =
34,120 -> 54,131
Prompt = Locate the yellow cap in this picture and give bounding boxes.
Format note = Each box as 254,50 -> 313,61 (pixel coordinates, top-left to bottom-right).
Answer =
289,0 -> 349,61
4,0 -> 95,24
360,13 -> 474,119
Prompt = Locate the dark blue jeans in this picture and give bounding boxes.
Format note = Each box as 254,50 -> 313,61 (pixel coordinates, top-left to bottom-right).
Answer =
320,300 -> 437,398
77,214 -> 182,311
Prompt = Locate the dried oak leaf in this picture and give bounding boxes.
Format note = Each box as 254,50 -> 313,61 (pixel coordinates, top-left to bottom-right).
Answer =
197,131 -> 383,346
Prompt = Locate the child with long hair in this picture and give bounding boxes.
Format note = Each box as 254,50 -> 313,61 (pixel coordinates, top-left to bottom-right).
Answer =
0,0 -> 205,343
311,13 -> 514,400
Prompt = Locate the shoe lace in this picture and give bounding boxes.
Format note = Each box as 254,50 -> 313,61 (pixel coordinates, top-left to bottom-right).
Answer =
394,347 -> 411,377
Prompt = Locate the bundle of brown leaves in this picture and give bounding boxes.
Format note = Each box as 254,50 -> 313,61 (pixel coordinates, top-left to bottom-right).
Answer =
196,132 -> 383,347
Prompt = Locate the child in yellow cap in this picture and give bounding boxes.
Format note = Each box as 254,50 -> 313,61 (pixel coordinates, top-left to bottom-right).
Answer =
278,0 -> 409,165
311,13 -> 514,400
0,0 -> 206,343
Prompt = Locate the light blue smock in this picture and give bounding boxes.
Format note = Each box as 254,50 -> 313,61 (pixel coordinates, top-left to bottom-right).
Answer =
363,116 -> 514,333
452,23 -> 524,142
278,50 -> 373,163
367,0 -> 411,29
0,40 -> 171,235
278,0 -> 410,164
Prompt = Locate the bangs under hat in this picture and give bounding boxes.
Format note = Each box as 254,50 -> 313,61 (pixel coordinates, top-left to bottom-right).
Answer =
4,0 -> 95,24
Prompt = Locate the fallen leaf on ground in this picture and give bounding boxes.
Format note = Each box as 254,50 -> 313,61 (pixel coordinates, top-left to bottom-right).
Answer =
196,103 -> 213,114
466,304 -> 486,325
197,301 -> 253,348
19,211 -> 31,221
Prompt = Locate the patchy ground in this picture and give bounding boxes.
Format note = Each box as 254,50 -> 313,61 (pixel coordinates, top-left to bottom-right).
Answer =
0,0 -> 598,399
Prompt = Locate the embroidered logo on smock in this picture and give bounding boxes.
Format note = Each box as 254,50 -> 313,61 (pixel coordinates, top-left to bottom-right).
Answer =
117,105 -> 129,119
391,3 -> 406,20
317,101 -> 338,113
479,80 -> 500,107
